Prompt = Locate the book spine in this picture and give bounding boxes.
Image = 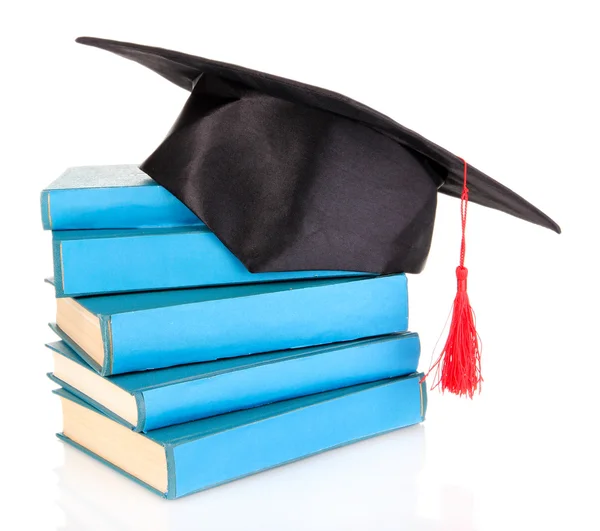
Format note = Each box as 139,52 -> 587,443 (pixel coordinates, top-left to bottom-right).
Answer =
41,187 -> 204,230
134,392 -> 147,433
55,229 -> 360,297
51,239 -> 66,297
140,333 -> 420,431
40,191 -> 52,230
109,275 -> 409,374
170,374 -> 426,498
100,315 -> 114,377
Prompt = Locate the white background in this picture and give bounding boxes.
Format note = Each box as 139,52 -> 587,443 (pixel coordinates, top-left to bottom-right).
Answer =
1,1 -> 599,529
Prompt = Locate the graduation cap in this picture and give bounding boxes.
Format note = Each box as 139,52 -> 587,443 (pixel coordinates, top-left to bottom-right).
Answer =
75,37 -> 560,397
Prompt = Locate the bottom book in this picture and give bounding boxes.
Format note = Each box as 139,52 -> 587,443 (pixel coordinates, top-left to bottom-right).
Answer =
56,426 -> 426,530
55,373 -> 427,499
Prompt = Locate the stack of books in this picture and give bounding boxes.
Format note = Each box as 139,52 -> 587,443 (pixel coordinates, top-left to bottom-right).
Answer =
42,164 -> 427,499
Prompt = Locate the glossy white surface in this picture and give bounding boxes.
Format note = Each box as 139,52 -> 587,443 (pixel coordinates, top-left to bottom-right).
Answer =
2,1 -> 598,529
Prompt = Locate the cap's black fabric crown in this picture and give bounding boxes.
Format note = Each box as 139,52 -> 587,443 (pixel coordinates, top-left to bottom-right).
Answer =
76,37 -> 560,274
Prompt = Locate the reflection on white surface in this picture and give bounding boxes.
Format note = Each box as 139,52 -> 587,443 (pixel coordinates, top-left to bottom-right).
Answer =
54,425 -> 475,531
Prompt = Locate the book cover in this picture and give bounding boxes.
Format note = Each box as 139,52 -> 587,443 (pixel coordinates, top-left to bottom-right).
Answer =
52,226 -> 362,297
47,333 -> 420,432
41,164 -> 204,230
51,274 -> 409,376
55,373 -> 427,499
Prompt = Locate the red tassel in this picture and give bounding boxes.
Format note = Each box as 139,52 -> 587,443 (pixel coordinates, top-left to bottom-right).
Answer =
422,159 -> 482,397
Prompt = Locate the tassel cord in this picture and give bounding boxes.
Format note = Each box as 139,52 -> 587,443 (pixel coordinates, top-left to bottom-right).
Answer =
422,159 -> 483,398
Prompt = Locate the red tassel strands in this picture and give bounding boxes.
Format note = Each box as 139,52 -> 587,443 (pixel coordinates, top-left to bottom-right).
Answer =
423,159 -> 483,397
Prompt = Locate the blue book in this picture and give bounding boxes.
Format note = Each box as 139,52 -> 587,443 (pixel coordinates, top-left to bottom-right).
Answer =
52,275 -> 409,376
52,226 -> 362,297
55,373 -> 427,499
56,423 -> 425,530
47,333 -> 420,432
41,164 -> 203,230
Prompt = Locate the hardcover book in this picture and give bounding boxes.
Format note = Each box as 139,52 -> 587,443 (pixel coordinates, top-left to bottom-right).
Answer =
57,424 -> 425,530
52,226 -> 362,297
55,373 -> 427,499
51,274 -> 409,375
41,164 -> 203,230
48,333 -> 420,431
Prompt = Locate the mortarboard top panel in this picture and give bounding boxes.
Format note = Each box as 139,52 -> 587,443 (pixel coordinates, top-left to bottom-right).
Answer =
75,36 -> 559,276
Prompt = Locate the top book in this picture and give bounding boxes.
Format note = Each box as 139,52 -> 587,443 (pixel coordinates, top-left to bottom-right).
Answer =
41,165 -> 204,230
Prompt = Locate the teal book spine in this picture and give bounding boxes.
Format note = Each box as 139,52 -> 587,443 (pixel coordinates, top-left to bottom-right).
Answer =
41,164 -> 204,230
55,373 -> 427,499
52,275 -> 409,376
47,333 -> 420,432
52,227 -> 362,297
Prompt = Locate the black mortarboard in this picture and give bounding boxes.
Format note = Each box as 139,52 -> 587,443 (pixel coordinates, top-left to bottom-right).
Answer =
76,36 -> 560,276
